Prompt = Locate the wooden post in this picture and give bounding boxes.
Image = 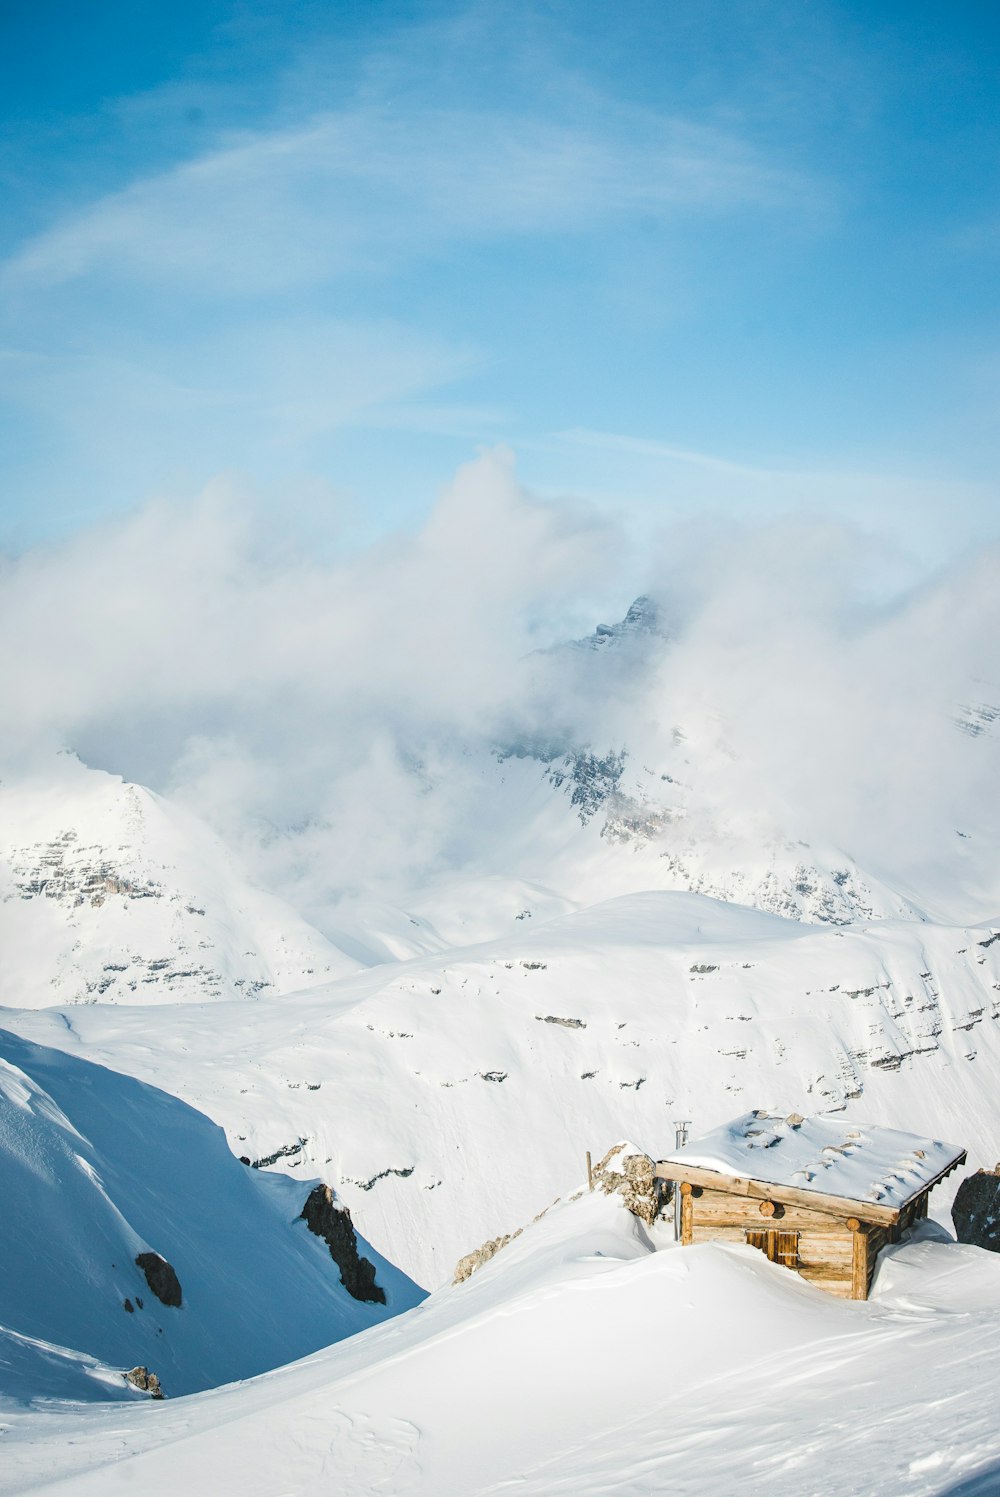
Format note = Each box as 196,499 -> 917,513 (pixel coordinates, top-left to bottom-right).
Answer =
586,1151 -> 593,1191
850,1219 -> 867,1300
680,1181 -> 693,1245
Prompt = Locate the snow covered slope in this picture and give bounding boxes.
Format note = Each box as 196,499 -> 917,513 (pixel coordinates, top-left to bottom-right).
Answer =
8,889 -> 1000,1290
386,592 -> 999,936
277,593 -> 999,947
0,755 -> 360,1007
404,746 -> 926,946
4,1189 -> 1000,1496
0,1027 -> 421,1399
0,1326 -> 143,1407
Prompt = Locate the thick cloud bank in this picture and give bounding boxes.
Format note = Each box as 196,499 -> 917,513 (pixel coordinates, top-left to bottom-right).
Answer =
2,450 -> 998,922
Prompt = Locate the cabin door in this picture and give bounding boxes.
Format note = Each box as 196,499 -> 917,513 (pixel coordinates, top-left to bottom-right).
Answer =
745,1228 -> 799,1268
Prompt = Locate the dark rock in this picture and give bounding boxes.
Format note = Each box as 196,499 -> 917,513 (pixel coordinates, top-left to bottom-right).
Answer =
554,749 -> 627,824
251,1138 -> 307,1169
124,1365 -> 164,1399
123,1298 -> 134,1313
345,1166 -> 413,1192
952,1169 -> 1000,1252
300,1185 -> 385,1304
135,1251 -> 182,1308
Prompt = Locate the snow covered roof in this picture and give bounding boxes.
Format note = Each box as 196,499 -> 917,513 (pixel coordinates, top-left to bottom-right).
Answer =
658,1111 -> 966,1219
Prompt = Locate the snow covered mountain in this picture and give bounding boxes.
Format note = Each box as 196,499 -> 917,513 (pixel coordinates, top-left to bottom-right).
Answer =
0,1026 -> 420,1400
2,590 -> 1000,1496
9,888 -> 1000,1291
479,591 -> 999,929
329,593 -> 1000,945
5,597 -> 998,1010
0,754 -> 359,1007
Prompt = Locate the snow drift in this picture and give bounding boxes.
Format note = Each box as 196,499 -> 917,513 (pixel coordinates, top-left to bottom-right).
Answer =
4,1187 -> 1000,1496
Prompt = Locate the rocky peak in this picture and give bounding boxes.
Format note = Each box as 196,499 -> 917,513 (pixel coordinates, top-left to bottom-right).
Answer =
578,594 -> 666,652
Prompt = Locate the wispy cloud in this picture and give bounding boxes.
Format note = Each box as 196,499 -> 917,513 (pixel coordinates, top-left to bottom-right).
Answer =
548,426 -> 1000,566
1,103 -> 823,297
556,427 -> 795,478
0,318 -> 481,525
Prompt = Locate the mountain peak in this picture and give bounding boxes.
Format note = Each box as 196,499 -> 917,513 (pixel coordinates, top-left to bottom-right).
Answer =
578,595 -> 666,651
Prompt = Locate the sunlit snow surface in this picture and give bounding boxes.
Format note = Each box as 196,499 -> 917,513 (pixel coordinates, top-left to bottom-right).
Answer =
7,887 -> 1000,1290
3,1194 -> 1000,1496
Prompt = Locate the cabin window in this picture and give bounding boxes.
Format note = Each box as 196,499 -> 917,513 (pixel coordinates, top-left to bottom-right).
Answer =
745,1228 -> 800,1268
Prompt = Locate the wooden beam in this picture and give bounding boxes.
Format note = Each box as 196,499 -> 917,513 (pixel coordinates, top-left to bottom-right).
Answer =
688,1189 -> 846,1231
655,1160 -> 900,1225
655,1152 -> 966,1226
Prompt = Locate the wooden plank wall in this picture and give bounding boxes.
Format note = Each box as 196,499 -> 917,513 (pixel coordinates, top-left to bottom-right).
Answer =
683,1183 -> 935,1300
686,1185 -> 857,1298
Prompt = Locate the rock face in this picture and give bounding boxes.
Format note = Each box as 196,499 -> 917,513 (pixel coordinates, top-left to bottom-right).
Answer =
572,594 -> 666,652
124,1365 -> 164,1399
952,1169 -> 1000,1252
135,1251 -> 183,1308
591,1141 -> 666,1227
0,759 -> 357,1010
300,1185 -> 385,1304
453,1229 -> 524,1285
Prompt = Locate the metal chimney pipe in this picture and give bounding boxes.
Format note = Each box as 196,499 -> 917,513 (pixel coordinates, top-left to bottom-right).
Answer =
673,1120 -> 691,1242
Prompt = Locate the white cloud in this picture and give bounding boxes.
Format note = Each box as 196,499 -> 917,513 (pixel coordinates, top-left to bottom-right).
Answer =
628,520 -> 1000,889
0,451 -> 619,883
2,450 -> 996,923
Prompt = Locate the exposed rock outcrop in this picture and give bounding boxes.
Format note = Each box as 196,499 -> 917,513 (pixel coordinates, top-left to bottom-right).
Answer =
135,1251 -> 182,1308
300,1185 -> 385,1304
591,1141 -> 666,1227
124,1365 -> 164,1399
452,1143 -> 665,1285
952,1168 -> 1000,1252
453,1228 -> 523,1285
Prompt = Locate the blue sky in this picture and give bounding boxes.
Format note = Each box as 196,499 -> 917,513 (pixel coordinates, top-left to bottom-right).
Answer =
2,0 -> 999,561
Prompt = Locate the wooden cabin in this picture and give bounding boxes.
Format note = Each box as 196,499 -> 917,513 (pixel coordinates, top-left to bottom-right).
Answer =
654,1110 -> 966,1300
